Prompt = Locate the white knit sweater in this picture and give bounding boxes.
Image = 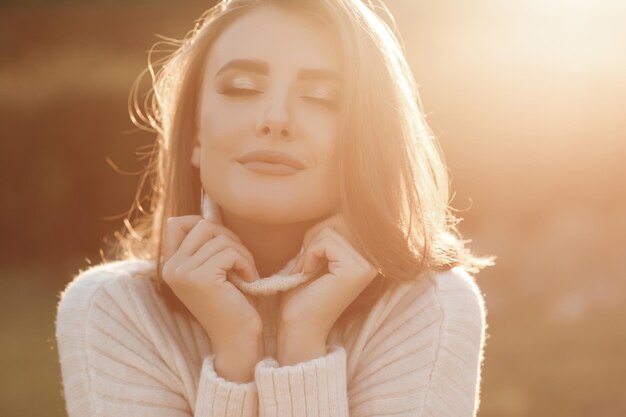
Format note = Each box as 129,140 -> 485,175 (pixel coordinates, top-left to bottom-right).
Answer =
55,259 -> 487,416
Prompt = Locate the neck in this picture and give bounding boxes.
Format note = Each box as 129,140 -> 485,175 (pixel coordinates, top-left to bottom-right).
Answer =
220,210 -> 317,277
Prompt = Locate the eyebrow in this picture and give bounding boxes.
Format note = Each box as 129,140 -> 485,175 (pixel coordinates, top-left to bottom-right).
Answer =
215,59 -> 342,83
215,59 -> 268,76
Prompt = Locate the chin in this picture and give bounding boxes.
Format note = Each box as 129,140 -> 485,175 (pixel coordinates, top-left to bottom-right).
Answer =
229,197 -> 330,225
246,203 -> 316,225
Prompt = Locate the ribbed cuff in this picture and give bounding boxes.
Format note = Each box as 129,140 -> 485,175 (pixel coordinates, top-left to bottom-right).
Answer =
254,344 -> 349,417
195,353 -> 259,417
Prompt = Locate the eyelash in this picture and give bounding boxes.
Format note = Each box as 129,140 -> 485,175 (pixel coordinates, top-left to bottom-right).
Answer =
218,87 -> 338,109
218,86 -> 262,96
303,96 -> 338,110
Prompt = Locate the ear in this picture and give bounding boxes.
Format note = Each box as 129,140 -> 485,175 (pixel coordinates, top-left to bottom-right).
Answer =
191,143 -> 201,168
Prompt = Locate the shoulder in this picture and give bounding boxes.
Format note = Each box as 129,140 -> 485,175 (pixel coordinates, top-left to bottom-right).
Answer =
400,266 -> 485,324
426,266 -> 487,324
54,259 -> 161,415
379,267 -> 487,384
346,266 -> 487,369
55,259 -> 164,357
396,267 -> 487,347
55,261 -> 216,415
55,259 -> 212,415
345,267 -> 487,414
367,266 -> 486,329
56,258 -> 157,318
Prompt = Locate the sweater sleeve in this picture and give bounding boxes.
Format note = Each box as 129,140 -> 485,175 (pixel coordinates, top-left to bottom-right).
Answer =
195,353 -> 258,416
348,268 -> 487,416
254,344 -> 349,417
55,263 -> 259,417
252,267 -> 486,417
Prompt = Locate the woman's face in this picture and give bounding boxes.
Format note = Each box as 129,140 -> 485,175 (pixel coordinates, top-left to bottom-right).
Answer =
192,6 -> 343,225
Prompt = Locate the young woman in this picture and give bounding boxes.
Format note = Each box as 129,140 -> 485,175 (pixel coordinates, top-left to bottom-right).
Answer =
56,1 -> 493,416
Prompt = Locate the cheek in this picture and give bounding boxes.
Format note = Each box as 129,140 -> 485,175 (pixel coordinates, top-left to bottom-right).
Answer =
294,106 -> 338,144
310,131 -> 340,207
198,94 -> 254,148
291,106 -> 339,188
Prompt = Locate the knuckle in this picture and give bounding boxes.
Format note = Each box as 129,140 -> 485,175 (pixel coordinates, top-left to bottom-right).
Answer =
161,262 -> 173,281
303,230 -> 314,246
322,226 -> 336,238
164,218 -> 177,236
181,214 -> 203,223
174,262 -> 191,277
214,233 -> 232,248
224,246 -> 239,258
162,257 -> 177,275
187,268 -> 205,283
358,261 -> 376,278
163,262 -> 185,287
201,218 -> 217,228
190,218 -> 210,233
198,218 -> 212,227
187,268 -> 218,287
221,227 -> 241,242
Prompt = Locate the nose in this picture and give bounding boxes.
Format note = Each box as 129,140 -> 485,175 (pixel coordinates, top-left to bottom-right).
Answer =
255,91 -> 292,140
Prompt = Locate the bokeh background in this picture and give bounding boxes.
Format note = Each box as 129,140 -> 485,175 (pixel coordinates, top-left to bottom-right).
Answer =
1,0 -> 625,416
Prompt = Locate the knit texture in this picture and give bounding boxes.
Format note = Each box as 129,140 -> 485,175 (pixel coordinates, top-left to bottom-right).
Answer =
201,192 -> 319,297
227,255 -> 317,296
55,259 -> 487,416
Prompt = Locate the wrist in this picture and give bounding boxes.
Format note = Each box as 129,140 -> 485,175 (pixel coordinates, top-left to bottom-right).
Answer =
277,326 -> 327,366
213,352 -> 260,383
209,322 -> 263,354
213,337 -> 264,383
213,331 -> 264,383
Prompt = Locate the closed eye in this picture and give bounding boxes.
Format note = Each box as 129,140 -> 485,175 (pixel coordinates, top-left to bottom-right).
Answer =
301,95 -> 339,110
216,75 -> 264,96
301,86 -> 339,109
218,86 -> 263,96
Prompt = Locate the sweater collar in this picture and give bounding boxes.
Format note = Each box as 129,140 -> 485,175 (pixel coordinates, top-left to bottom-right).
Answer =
202,192 -> 316,297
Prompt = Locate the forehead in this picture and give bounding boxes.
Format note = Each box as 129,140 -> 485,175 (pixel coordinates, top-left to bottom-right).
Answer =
207,6 -> 341,74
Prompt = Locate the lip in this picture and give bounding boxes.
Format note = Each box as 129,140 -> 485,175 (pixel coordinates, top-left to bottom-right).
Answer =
236,150 -> 307,170
239,161 -> 302,176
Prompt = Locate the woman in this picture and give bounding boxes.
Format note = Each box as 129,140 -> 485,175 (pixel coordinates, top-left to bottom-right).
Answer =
56,0 -> 494,416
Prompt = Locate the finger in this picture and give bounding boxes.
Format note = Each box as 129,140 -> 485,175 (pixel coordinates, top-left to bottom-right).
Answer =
192,246 -> 259,284
302,213 -> 341,249
301,235 -> 338,275
289,226 -> 326,273
185,235 -> 259,282
163,215 -> 203,261
176,219 -> 242,258
301,214 -> 356,257
320,227 -> 354,254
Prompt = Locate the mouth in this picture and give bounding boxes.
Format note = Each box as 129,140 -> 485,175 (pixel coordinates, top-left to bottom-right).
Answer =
235,150 -> 307,176
237,161 -> 303,176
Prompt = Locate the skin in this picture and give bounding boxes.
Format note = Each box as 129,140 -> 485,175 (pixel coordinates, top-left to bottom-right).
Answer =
191,5 -> 342,278
162,215 -> 265,382
171,6 -> 378,378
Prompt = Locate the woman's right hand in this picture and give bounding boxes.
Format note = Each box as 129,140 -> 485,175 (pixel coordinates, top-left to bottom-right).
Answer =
161,215 -> 264,368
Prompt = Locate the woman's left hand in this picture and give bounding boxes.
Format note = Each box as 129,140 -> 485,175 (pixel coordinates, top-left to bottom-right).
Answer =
278,213 -> 379,347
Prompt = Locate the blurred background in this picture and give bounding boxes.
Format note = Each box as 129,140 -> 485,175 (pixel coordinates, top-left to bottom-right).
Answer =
1,0 -> 625,416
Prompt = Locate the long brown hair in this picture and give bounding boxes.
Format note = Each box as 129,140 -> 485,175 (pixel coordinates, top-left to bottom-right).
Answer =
106,0 -> 494,309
